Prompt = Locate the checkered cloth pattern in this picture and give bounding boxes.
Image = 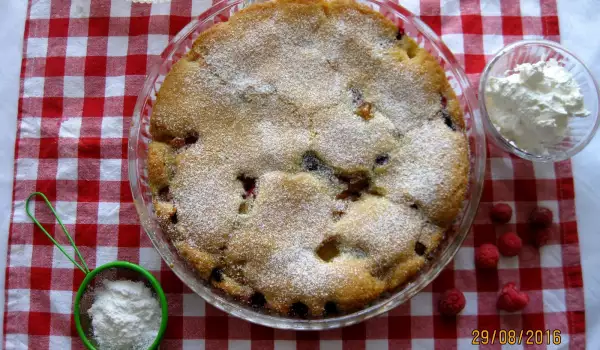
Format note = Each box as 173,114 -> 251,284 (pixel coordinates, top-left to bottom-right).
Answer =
4,0 -> 586,349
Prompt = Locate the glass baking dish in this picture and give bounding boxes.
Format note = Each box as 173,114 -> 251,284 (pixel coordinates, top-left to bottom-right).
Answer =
128,0 -> 486,330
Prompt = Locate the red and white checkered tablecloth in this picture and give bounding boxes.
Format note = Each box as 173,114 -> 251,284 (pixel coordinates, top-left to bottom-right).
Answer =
4,0 -> 586,348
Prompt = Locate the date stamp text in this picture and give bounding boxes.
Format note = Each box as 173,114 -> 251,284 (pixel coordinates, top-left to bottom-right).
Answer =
472,329 -> 562,345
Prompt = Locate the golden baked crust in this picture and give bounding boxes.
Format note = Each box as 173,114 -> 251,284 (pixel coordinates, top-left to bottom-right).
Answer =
148,0 -> 469,316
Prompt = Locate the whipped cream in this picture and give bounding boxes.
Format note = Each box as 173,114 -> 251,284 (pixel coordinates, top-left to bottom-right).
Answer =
485,59 -> 589,154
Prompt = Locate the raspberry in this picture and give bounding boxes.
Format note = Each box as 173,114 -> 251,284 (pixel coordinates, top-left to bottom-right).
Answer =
475,243 -> 499,269
169,137 -> 186,148
497,232 -> 522,257
532,227 -> 551,247
497,282 -> 529,312
529,207 -> 553,228
490,203 -> 512,224
438,288 -> 466,316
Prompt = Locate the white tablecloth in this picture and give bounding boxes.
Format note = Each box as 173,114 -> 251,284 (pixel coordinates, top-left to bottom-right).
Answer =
0,0 -> 598,347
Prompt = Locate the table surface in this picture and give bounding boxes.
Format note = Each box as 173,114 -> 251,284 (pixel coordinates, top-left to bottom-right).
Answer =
0,0 -> 599,348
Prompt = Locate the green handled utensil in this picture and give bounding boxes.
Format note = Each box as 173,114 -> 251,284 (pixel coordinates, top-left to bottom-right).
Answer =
26,192 -> 168,350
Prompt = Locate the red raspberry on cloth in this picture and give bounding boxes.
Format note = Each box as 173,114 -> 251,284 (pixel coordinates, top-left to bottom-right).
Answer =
489,203 -> 512,224
497,232 -> 522,256
438,288 -> 466,316
529,207 -> 553,228
497,282 -> 529,312
475,243 -> 499,269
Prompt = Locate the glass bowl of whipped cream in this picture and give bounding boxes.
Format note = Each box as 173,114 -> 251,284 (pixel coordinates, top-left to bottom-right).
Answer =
479,39 -> 600,162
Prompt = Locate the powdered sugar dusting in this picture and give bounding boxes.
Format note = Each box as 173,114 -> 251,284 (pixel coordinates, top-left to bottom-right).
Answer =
374,118 -> 468,224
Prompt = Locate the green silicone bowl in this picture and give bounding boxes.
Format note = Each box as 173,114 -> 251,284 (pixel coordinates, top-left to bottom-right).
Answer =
74,261 -> 169,350
26,192 -> 169,349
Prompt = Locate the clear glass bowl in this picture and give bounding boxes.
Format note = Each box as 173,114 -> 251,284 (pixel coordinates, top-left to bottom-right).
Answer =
128,0 -> 486,330
479,39 -> 600,162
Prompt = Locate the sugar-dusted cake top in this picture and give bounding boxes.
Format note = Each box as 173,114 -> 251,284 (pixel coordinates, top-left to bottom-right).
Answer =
148,0 -> 468,316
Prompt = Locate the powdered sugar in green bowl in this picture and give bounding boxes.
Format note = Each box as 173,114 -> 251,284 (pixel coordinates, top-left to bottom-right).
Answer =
74,261 -> 168,350
25,192 -> 168,350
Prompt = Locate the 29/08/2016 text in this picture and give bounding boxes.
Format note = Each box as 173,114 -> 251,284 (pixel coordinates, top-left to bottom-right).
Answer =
472,329 -> 561,345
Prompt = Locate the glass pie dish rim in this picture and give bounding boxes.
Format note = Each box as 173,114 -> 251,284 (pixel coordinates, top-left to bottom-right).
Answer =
128,0 -> 486,330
